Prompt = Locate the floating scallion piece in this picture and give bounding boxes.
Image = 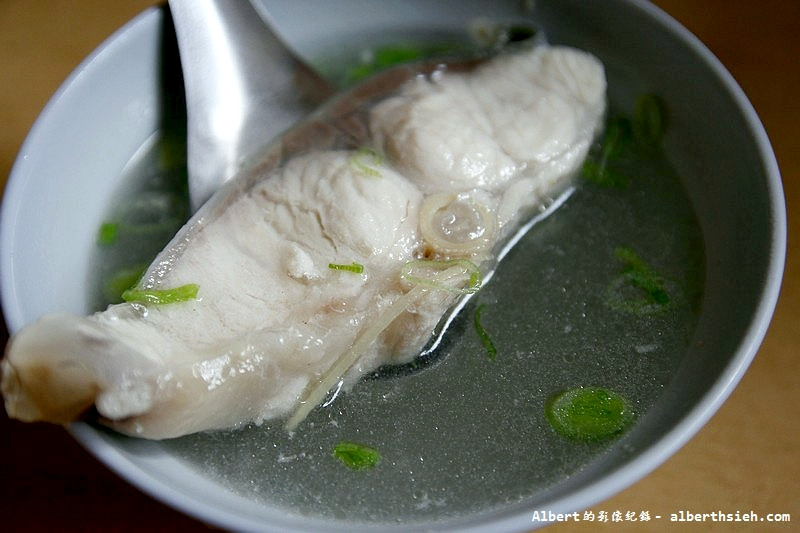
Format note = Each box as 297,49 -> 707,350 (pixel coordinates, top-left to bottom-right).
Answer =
121,283 -> 199,305
581,158 -> 630,188
342,44 -> 426,84
97,222 -> 120,246
104,264 -> 147,303
473,304 -> 497,360
328,262 -> 365,274
632,93 -> 667,150
582,92 -> 668,187
546,387 -> 635,442
605,247 -> 671,314
350,147 -> 383,178
97,217 -> 187,247
332,441 -> 381,470
581,117 -> 632,188
401,259 -> 481,294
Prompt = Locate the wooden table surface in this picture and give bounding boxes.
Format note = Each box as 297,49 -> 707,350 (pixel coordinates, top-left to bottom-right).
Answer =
1,1 -> 797,531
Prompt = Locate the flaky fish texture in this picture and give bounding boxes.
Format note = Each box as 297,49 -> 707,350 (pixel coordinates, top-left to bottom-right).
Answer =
1,45 -> 606,439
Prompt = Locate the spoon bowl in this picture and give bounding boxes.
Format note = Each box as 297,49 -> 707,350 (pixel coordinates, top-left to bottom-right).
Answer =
168,0 -> 334,211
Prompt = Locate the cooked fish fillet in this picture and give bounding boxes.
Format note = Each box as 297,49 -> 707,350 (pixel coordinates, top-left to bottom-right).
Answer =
1,44 -> 606,439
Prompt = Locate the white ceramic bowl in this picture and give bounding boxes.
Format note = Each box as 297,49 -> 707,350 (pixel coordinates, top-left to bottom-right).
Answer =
1,1 -> 785,531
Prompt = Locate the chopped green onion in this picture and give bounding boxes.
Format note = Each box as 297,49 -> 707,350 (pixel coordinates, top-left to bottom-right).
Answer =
615,248 -> 669,303
350,147 -> 383,178
158,134 -> 188,172
104,264 -> 147,303
632,93 -> 667,149
546,387 -> 635,442
600,117 -> 633,160
582,93 -> 667,187
121,283 -> 199,305
97,218 -> 186,245
332,441 -> 381,470
473,304 -> 497,360
581,117 -> 632,188
401,259 -> 481,294
581,158 -> 629,188
97,222 -> 120,246
605,247 -> 671,314
344,44 -> 425,83
328,262 -> 365,274
373,45 -> 424,67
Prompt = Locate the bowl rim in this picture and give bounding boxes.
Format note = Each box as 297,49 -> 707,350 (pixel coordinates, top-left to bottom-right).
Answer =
1,1 -> 786,531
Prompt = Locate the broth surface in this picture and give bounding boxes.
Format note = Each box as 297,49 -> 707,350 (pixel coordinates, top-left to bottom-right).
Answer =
89,39 -> 704,525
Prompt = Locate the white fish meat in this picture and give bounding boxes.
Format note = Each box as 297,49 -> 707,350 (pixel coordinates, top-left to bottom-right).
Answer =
1,45 -> 606,439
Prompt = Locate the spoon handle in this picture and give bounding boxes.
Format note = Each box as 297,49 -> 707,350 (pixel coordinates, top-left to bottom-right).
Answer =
168,0 -> 334,211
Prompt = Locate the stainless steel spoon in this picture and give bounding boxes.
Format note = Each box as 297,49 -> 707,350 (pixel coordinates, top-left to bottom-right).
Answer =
168,0 -> 335,211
